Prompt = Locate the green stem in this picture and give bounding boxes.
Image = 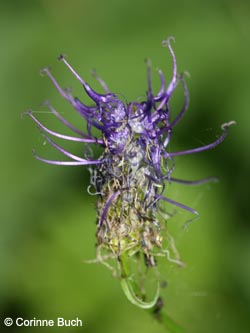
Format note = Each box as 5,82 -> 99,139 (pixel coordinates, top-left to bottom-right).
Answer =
119,254 -> 186,332
121,278 -> 160,309
119,254 -> 160,309
148,301 -> 187,333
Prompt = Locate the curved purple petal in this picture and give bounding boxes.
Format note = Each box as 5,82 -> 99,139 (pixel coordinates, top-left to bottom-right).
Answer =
32,150 -> 103,166
58,55 -> 113,103
156,195 -> 199,215
169,121 -> 236,157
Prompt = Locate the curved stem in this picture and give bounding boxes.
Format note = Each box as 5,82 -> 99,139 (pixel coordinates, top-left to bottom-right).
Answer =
121,278 -> 160,309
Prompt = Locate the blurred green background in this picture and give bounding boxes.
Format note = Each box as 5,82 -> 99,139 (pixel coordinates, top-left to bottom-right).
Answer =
0,0 -> 250,332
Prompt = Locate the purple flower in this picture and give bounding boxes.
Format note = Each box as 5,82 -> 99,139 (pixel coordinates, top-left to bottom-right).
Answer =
26,37 -> 235,306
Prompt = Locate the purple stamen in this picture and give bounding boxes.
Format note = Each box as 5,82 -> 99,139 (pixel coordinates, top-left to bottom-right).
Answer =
26,110 -> 103,144
40,67 -> 74,104
156,195 -> 199,215
154,70 -> 166,102
40,132 -> 89,162
155,36 -> 178,112
170,176 -> 218,186
169,121 -> 236,157
32,150 -> 103,166
146,58 -> 153,99
163,129 -> 172,148
58,55 -> 110,103
41,67 -> 98,119
73,98 -> 104,130
163,36 -> 177,97
98,191 -> 120,228
45,101 -> 91,138
91,69 -> 110,94
169,73 -> 189,128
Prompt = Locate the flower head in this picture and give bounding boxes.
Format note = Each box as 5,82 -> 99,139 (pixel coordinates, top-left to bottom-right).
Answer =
26,37 -> 235,307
